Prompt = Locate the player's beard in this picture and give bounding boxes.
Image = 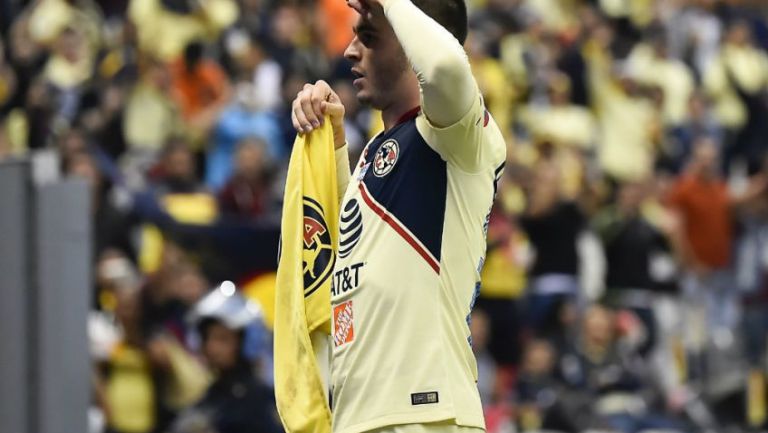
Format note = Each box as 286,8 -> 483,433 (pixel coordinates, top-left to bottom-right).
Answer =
356,48 -> 410,110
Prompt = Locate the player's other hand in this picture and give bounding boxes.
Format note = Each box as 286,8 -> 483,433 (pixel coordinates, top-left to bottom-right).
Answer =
291,80 -> 347,150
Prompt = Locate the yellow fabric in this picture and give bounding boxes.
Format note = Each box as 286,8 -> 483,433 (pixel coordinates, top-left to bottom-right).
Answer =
27,0 -> 102,57
480,237 -> 527,299
274,118 -> 338,433
585,42 -> 657,181
138,193 -> 218,273
599,0 -> 653,27
106,343 -> 155,433
139,225 -> 164,274
499,34 -> 532,105
672,336 -> 687,385
748,370 -> 767,427
5,109 -> 28,155
129,0 -> 237,61
162,193 -> 218,224
520,105 -> 596,149
123,82 -> 183,151
524,0 -> 578,33
0,74 -> 10,106
627,44 -> 694,126
27,0 -> 74,44
163,337 -> 211,410
243,272 -> 278,330
704,44 -> 768,129
471,57 -> 513,139
44,54 -> 94,89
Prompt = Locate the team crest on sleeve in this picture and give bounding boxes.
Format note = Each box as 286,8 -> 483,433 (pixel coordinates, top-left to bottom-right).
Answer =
302,197 -> 335,297
373,139 -> 400,177
333,300 -> 355,347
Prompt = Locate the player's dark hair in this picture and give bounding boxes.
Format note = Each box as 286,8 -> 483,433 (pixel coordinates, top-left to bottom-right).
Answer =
412,0 -> 468,44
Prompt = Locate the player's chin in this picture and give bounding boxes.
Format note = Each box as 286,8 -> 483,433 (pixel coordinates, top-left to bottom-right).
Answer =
356,90 -> 373,106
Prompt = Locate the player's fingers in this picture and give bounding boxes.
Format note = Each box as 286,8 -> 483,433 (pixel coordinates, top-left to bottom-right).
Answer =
299,87 -> 321,130
291,104 -> 303,134
311,81 -> 332,123
293,92 -> 312,133
327,89 -> 343,105
320,100 -> 345,122
346,0 -> 365,14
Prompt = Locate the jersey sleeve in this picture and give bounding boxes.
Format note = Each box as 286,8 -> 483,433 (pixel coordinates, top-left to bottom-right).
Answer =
382,0 -> 504,172
383,0 -> 476,128
415,92 -> 504,172
335,144 -> 351,205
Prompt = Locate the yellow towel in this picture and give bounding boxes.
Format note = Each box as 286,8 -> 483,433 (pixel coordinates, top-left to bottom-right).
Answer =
275,118 -> 338,433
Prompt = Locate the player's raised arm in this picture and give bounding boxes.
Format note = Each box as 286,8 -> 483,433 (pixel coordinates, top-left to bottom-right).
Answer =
350,0 -> 476,128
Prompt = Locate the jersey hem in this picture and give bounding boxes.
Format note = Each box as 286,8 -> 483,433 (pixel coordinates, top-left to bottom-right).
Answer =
333,410 -> 485,433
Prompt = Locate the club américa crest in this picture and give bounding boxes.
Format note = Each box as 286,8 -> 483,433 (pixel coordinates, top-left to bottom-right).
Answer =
302,197 -> 335,297
373,139 -> 400,177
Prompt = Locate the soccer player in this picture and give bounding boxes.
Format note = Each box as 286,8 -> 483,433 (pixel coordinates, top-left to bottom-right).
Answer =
291,0 -> 506,433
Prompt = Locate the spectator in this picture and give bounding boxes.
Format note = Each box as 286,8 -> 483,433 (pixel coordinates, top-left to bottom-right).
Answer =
585,23 -> 661,182
42,26 -> 94,122
128,0 -> 237,61
470,309 -> 497,407
514,339 -> 576,432
467,30 -> 513,139
559,305 -> 685,433
95,248 -> 140,312
225,33 -> 283,114
97,285 -> 209,433
477,200 -> 528,367
171,41 -> 232,140
666,140 -> 735,325
594,180 -> 680,357
123,57 -> 182,156
627,31 -> 695,131
205,82 -> 283,191
520,72 -> 597,151
217,138 -> 272,220
664,92 -> 723,173
153,139 -> 206,195
174,283 -> 283,433
704,20 -> 768,173
519,162 -> 586,339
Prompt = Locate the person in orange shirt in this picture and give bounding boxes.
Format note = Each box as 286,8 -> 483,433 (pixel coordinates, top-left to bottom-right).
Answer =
171,41 -> 232,136
666,137 -> 767,365
317,0 -> 357,58
667,139 -> 733,272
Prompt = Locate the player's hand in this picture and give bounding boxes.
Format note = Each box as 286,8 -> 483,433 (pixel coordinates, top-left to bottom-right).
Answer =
346,0 -> 385,20
291,80 -> 347,150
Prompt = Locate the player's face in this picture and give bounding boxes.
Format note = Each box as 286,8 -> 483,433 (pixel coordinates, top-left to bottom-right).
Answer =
344,15 -> 409,109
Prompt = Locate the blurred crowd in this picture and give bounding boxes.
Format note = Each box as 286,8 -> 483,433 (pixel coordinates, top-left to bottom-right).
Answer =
2,0 -> 768,432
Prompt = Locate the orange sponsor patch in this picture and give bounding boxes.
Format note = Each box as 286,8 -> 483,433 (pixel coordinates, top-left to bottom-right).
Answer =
333,300 -> 355,347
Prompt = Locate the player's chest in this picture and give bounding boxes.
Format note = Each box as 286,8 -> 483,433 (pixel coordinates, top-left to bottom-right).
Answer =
348,121 -> 446,206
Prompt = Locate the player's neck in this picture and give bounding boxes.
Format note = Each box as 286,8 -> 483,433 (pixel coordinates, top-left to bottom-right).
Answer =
381,100 -> 421,131
380,78 -> 421,131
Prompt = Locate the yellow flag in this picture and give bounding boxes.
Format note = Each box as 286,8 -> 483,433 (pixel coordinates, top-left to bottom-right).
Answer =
274,119 -> 337,433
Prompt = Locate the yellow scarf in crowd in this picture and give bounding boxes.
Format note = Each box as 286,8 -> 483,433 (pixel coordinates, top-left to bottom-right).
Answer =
275,118 -> 338,433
